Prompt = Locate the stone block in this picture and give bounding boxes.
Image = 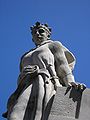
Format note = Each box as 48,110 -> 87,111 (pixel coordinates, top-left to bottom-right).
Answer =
49,87 -> 90,120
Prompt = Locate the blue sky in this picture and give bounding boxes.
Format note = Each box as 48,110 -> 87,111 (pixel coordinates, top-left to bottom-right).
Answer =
0,0 -> 90,119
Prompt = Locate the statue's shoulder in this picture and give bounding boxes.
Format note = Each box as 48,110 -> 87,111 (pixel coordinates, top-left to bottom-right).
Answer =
49,40 -> 63,50
21,48 -> 35,60
53,40 -> 63,47
19,48 -> 35,71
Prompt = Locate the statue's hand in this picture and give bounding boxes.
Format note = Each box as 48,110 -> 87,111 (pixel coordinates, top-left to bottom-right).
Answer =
50,76 -> 62,89
68,82 -> 86,91
54,79 -> 62,87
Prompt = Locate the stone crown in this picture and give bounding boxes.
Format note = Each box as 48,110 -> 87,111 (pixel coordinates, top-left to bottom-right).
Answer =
30,22 -> 52,35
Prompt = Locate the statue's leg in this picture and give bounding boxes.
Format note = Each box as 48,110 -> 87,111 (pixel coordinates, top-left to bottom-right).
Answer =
8,75 -> 45,120
45,79 -> 56,107
8,84 -> 33,120
34,75 -> 44,120
41,77 -> 56,120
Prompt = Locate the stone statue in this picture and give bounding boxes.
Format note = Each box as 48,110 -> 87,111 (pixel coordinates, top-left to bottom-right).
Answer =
3,22 -> 86,120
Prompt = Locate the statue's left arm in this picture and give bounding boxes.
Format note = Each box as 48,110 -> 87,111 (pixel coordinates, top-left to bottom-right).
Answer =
50,41 -> 76,87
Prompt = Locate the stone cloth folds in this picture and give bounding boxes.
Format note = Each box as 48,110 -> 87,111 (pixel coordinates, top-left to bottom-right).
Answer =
7,65 -> 39,114
6,65 -> 56,120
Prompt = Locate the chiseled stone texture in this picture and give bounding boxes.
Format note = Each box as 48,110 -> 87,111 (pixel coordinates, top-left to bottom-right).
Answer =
48,87 -> 90,120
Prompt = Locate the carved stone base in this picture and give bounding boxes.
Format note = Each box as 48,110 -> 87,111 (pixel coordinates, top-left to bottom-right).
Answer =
49,87 -> 90,120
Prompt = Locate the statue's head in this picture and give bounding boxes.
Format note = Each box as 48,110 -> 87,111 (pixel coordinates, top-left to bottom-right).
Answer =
30,22 -> 52,46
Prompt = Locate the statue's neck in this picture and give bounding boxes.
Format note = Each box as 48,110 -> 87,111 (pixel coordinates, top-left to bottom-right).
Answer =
36,39 -> 52,47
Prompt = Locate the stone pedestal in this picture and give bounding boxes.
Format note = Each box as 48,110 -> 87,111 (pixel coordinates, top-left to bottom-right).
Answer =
49,87 -> 90,120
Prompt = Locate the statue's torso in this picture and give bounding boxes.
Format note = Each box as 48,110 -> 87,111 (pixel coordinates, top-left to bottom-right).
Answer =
21,43 -> 54,70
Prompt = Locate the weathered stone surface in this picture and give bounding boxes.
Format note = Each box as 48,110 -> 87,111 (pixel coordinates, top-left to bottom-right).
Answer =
49,87 -> 90,120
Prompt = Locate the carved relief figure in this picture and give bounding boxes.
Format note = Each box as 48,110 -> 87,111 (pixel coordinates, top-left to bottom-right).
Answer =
3,22 -> 86,120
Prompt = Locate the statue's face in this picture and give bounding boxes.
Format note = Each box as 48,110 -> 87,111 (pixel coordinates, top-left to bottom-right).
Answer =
32,27 -> 50,46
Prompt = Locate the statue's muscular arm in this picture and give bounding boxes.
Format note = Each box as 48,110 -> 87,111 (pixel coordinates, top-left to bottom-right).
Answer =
49,41 -> 75,86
